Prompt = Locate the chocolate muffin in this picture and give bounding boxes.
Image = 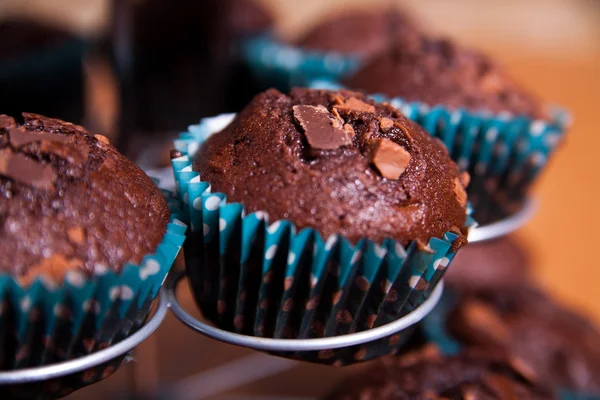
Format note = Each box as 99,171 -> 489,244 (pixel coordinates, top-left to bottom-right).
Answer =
447,284 -> 600,394
295,9 -> 420,60
344,37 -> 544,118
325,346 -> 556,399
445,237 -> 531,290
195,88 -> 469,246
0,113 -> 170,284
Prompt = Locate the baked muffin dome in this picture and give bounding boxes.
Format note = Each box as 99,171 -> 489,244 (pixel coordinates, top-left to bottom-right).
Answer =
194,88 -> 468,247
0,113 -> 170,284
344,37 -> 544,118
295,9 -> 420,60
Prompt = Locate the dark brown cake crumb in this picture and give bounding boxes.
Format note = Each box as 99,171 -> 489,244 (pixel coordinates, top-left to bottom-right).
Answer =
0,114 -> 170,284
194,88 -> 468,246
344,37 -> 545,118
325,347 -> 556,400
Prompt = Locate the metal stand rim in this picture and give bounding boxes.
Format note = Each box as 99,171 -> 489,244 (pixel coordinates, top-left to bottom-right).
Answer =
165,271 -> 444,352
0,291 -> 169,384
468,197 -> 538,243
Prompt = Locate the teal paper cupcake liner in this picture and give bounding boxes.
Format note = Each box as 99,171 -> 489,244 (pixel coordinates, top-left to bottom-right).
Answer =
422,290 -> 600,400
172,114 -> 475,364
0,185 -> 186,393
310,80 -> 569,223
241,35 -> 361,90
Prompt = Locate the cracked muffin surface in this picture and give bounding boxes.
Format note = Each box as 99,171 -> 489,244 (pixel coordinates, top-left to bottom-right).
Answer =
194,88 -> 468,246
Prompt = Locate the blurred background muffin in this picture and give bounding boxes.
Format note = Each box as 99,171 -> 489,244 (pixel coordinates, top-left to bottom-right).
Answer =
294,9 -> 420,61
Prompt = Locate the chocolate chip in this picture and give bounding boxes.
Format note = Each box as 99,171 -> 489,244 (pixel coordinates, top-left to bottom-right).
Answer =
8,126 -> 88,165
459,171 -> 471,187
0,149 -> 56,191
170,149 -> 183,160
333,97 -> 376,113
460,300 -> 510,345
39,141 -> 89,165
507,357 -> 538,383
293,105 -> 352,150
67,226 -> 86,245
94,134 -> 110,145
8,126 -> 70,148
484,374 -> 520,400
0,115 -> 15,129
454,177 -> 468,207
343,123 -> 355,138
379,117 -> 394,131
370,138 -> 411,180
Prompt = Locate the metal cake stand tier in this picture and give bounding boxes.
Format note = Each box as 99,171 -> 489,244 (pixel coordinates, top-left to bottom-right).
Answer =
166,270 -> 444,352
469,197 -> 538,243
0,291 -> 168,385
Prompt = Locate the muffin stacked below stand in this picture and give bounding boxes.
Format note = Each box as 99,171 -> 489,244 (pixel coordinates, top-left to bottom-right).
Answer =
324,345 -> 556,400
241,8 -> 420,89
0,114 -> 185,398
172,88 -> 475,365
329,36 -> 569,223
422,282 -> 600,398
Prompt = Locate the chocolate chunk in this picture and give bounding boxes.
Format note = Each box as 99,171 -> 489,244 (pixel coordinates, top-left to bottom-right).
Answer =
459,171 -> 471,187
379,117 -> 394,131
460,300 -> 510,345
343,123 -> 355,138
94,134 -> 110,145
370,138 -> 411,180
485,374 -> 521,400
293,105 -> 352,150
7,126 -> 88,165
0,115 -> 16,129
39,140 -> 89,165
67,226 -> 86,245
8,126 -> 70,148
454,177 -> 468,207
0,149 -> 56,191
333,97 -> 376,113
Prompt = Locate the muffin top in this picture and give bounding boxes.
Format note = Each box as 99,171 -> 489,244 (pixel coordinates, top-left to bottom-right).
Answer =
325,347 -> 556,400
0,113 -> 170,284
447,284 -> 600,394
194,88 -> 468,247
344,37 -> 544,118
295,9 -> 420,60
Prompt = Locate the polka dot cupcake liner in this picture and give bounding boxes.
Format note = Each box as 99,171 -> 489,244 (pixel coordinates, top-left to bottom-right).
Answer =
0,185 -> 185,387
310,79 -> 570,224
240,34 -> 361,91
421,290 -> 600,400
171,114 -> 475,365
